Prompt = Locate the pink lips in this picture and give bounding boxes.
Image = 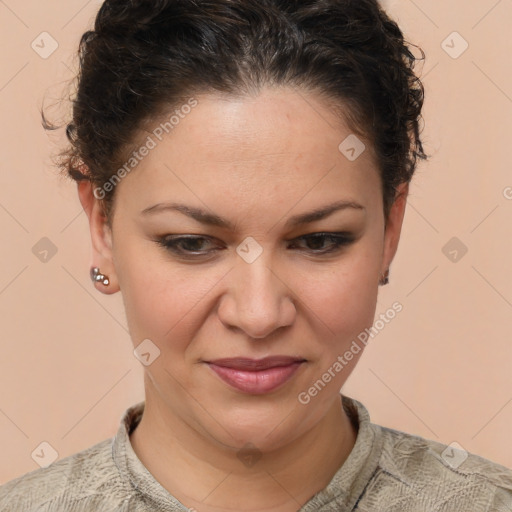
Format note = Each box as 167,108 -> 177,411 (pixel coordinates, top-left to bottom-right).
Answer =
206,356 -> 305,395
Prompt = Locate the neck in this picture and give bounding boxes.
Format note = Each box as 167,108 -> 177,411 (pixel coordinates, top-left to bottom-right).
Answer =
130,390 -> 357,512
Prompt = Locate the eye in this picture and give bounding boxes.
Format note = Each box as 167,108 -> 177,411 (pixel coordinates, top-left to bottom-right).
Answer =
156,235 -> 220,257
155,232 -> 356,259
288,232 -> 355,254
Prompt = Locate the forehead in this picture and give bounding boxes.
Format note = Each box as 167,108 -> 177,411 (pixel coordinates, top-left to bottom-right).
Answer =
158,88 -> 367,163
116,87 -> 380,210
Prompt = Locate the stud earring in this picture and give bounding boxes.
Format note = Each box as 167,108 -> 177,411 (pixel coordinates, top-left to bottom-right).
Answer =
90,267 -> 110,286
379,269 -> 390,286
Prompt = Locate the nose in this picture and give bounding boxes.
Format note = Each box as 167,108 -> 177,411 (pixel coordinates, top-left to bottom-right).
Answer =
217,255 -> 296,339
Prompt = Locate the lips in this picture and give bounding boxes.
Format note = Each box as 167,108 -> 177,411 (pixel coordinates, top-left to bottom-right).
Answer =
209,356 -> 305,371
206,356 -> 306,394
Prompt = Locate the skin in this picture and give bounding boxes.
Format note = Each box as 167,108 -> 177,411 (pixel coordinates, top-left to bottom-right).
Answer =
78,86 -> 408,511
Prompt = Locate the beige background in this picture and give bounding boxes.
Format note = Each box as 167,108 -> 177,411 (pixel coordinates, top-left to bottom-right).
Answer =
1,0 -> 511,483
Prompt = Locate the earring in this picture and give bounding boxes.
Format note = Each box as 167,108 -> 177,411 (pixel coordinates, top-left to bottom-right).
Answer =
379,269 -> 390,286
90,267 -> 110,286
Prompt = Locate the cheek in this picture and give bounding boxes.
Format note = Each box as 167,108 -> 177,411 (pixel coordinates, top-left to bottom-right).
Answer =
291,250 -> 381,345
114,237 -> 208,346
121,270 -> 208,346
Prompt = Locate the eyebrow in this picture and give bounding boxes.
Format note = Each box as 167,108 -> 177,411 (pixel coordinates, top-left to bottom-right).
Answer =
140,200 -> 365,230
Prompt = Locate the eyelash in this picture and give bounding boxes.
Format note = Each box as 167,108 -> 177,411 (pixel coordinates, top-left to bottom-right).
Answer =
155,232 -> 355,258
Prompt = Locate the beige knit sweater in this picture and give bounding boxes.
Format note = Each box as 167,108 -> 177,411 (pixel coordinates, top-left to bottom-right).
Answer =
1,395 -> 511,511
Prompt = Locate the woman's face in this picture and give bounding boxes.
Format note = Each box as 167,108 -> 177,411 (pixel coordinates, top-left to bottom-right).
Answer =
81,86 -> 407,451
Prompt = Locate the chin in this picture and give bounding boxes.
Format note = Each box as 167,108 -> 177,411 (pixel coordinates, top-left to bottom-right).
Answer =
201,398 -> 319,452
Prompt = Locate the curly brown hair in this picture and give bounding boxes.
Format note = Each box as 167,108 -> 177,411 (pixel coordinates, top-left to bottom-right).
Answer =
43,0 -> 428,226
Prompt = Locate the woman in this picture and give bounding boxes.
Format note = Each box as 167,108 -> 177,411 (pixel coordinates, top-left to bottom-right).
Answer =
1,0 -> 511,510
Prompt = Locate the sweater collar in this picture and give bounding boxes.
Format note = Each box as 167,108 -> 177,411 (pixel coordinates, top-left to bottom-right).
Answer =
112,394 -> 383,511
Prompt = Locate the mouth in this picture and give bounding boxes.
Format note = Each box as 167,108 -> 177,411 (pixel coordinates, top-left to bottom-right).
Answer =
205,356 -> 306,395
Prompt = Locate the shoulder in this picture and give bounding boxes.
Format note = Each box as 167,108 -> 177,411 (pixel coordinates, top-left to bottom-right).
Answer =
0,437 -> 130,511
370,423 -> 512,511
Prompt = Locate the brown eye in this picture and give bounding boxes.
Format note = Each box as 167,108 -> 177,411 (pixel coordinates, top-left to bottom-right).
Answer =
157,236 -> 219,256
289,233 -> 355,254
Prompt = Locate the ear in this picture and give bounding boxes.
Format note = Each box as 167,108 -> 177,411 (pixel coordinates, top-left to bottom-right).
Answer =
77,181 -> 120,294
380,181 -> 409,280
